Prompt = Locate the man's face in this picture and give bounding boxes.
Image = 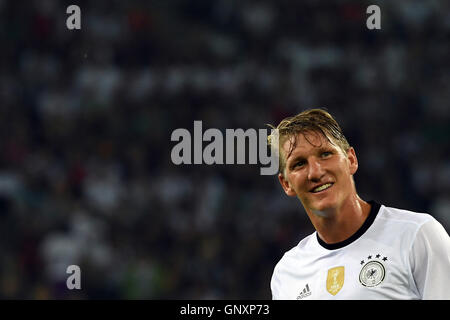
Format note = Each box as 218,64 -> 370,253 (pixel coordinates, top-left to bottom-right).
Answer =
278,131 -> 358,215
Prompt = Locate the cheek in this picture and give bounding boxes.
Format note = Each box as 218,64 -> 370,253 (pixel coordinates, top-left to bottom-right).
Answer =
287,172 -> 306,192
337,158 -> 352,175
335,162 -> 355,189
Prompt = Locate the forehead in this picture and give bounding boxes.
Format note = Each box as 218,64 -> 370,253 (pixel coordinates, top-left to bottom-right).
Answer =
281,131 -> 338,160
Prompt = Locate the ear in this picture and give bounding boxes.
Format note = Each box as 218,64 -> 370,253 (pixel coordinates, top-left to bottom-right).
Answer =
346,147 -> 358,175
278,173 -> 297,197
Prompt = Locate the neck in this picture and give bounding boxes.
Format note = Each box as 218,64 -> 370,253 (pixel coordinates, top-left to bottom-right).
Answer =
307,195 -> 371,245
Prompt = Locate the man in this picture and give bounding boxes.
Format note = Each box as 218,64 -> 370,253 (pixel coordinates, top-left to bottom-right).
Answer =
268,108 -> 450,299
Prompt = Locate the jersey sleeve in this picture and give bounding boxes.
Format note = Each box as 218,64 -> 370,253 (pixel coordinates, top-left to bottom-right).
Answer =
270,265 -> 282,300
409,217 -> 450,300
271,258 -> 291,300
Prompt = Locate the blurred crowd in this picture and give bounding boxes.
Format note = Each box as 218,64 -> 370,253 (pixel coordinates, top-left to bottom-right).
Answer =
0,0 -> 449,299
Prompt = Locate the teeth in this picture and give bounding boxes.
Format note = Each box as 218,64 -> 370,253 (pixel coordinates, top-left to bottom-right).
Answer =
313,183 -> 332,193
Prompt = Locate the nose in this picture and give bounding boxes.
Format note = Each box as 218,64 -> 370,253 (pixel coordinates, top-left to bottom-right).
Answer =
307,159 -> 325,182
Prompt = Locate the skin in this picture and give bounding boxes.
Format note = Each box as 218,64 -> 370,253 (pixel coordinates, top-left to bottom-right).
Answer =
278,130 -> 371,245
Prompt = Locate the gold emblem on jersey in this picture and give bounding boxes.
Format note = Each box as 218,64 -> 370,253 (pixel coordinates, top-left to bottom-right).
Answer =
326,266 -> 345,295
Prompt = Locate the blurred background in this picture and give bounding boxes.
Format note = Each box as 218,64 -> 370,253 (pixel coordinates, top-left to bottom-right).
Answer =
0,0 -> 449,299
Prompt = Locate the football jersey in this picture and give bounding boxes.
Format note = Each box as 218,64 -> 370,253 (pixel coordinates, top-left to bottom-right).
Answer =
271,201 -> 450,300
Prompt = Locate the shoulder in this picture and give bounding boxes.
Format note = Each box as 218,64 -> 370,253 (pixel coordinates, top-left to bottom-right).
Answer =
272,233 -> 315,276
377,204 -> 434,229
271,233 -> 315,298
409,211 -> 450,249
373,204 -> 447,249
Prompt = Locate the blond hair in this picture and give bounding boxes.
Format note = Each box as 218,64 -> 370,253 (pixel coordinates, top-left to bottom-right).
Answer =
268,108 -> 350,175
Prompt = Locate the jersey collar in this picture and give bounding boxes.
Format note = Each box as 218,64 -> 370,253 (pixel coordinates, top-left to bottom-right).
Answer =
316,200 -> 381,250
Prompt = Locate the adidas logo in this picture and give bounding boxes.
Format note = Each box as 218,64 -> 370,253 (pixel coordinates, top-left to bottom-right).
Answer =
296,284 -> 312,299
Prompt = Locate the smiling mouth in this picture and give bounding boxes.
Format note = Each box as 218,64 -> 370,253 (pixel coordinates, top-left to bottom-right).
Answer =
310,183 -> 333,193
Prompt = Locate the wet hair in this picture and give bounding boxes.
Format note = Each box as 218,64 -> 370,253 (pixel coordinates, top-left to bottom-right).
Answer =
268,108 -> 351,175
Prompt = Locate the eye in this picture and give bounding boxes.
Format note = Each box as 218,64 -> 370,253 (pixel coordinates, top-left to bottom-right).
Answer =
321,151 -> 332,158
293,160 -> 306,168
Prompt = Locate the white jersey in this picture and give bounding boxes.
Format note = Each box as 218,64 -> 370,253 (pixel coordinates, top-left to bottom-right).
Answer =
271,201 -> 450,300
